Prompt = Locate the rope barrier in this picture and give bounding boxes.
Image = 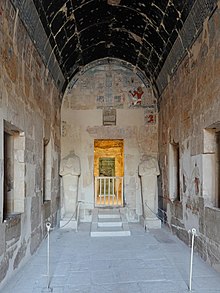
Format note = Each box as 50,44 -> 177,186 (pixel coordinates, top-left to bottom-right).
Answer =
40,198 -> 220,293
59,207 -> 78,229
144,201 -> 220,291
59,198 -> 220,267
59,199 -> 94,229
156,207 -> 220,264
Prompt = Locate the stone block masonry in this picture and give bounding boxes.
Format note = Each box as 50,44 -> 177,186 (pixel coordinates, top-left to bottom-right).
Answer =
0,0 -> 62,287
158,5 -> 220,272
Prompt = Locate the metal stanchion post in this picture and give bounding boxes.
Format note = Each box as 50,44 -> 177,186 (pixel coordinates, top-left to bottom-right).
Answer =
42,222 -> 53,292
189,228 -> 196,291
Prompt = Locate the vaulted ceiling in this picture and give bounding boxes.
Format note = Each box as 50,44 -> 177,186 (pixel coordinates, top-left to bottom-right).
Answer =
11,0 -> 217,95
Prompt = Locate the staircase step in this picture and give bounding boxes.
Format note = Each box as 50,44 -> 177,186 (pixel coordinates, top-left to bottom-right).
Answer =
96,226 -> 123,231
98,217 -> 122,222
91,208 -> 131,237
98,221 -> 122,228
98,214 -> 121,219
98,209 -> 121,218
91,230 -> 131,237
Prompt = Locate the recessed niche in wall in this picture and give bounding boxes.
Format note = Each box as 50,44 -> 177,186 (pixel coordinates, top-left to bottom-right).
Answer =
204,124 -> 220,208
3,121 -> 25,220
168,142 -> 180,201
103,108 -> 116,126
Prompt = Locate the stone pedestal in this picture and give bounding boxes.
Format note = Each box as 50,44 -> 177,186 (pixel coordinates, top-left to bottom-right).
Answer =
140,216 -> 161,229
62,175 -> 79,217
60,218 -> 77,230
139,156 -> 161,229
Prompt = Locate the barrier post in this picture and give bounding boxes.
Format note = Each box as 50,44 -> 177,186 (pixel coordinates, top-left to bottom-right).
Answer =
189,228 -> 196,291
44,222 -> 52,292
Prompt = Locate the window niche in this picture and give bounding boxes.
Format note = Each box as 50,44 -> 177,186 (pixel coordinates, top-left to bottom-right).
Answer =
203,124 -> 220,208
3,121 -> 25,220
42,138 -> 52,202
4,131 -> 14,217
216,131 -> 220,208
168,142 -> 180,202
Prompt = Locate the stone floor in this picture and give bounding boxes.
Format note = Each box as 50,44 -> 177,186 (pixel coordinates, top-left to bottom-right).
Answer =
1,223 -> 220,293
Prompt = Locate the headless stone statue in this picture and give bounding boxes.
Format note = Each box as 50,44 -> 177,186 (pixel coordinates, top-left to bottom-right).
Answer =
60,151 -> 81,219
60,150 -> 81,177
139,155 -> 161,229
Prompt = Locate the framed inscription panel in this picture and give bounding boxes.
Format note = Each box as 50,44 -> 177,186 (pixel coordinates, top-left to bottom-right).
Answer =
103,108 -> 116,126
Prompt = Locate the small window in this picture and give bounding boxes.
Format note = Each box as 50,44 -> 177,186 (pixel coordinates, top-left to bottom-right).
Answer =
168,142 -> 180,201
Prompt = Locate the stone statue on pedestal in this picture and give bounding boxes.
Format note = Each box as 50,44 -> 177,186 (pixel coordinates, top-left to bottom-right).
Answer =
139,155 -> 161,229
60,151 -> 81,219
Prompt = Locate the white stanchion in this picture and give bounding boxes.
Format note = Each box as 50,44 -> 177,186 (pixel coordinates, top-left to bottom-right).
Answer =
44,222 -> 52,292
189,228 -> 196,291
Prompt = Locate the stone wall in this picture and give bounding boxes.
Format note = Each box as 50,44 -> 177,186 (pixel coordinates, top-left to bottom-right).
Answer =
0,0 -> 61,287
159,6 -> 220,271
61,64 -> 158,221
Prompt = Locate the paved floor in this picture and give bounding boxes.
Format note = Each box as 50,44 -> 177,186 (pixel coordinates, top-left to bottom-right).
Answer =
1,223 -> 220,293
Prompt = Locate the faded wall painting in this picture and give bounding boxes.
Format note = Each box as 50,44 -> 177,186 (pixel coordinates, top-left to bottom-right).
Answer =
129,86 -> 144,106
182,146 -> 202,198
144,105 -> 157,125
65,64 -> 157,117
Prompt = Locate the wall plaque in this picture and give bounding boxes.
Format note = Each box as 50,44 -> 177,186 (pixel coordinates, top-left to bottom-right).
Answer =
103,108 -> 116,126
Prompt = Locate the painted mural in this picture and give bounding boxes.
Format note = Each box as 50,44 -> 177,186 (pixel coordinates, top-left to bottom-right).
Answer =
65,64 -> 157,125
182,150 -> 202,197
144,105 -> 157,125
129,86 -> 144,106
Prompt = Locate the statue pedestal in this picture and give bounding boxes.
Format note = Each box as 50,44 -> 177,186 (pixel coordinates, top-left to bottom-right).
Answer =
141,216 -> 161,230
62,175 -> 79,216
59,174 -> 79,229
139,156 -> 161,230
59,151 -> 81,227
60,218 -> 77,230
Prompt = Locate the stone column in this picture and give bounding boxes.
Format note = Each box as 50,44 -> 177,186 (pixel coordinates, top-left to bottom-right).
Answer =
59,151 -> 81,222
139,156 -> 161,229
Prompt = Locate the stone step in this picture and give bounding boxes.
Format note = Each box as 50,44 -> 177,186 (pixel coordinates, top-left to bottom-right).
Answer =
98,214 -> 121,219
90,208 -> 131,237
96,226 -> 123,231
97,221 -> 122,228
98,217 -> 122,222
91,230 -> 131,237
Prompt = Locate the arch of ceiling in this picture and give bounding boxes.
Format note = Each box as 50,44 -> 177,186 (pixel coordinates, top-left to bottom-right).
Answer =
65,58 -> 152,95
